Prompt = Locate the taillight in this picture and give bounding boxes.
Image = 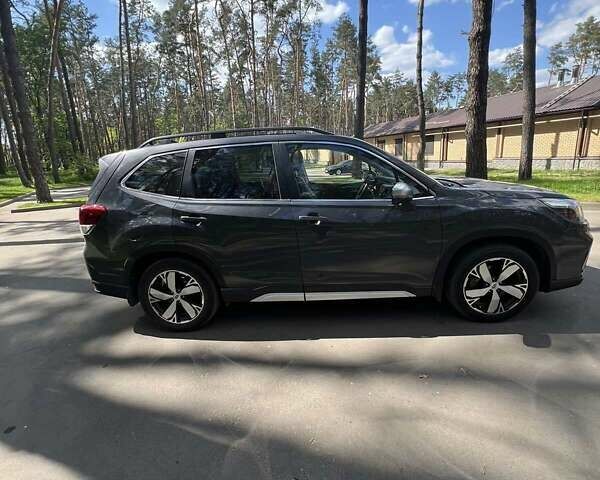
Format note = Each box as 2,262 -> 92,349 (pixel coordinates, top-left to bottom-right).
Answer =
79,204 -> 107,234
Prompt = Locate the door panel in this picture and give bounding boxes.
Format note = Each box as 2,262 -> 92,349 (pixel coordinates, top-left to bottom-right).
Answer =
173,143 -> 302,300
281,142 -> 442,295
292,199 -> 441,294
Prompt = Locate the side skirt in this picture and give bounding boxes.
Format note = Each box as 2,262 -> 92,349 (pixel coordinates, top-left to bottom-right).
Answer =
250,291 -> 415,302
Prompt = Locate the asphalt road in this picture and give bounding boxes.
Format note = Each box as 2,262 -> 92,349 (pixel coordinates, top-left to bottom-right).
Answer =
1,202 -> 599,480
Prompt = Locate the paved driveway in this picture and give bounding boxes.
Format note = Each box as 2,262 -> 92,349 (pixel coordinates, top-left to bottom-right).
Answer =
0,203 -> 599,480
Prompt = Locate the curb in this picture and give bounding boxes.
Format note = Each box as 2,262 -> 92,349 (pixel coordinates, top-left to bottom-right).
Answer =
0,192 -> 33,208
0,184 -> 90,209
11,203 -> 84,214
582,202 -> 600,211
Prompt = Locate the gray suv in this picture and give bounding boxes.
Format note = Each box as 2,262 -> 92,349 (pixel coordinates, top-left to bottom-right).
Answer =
79,127 -> 593,331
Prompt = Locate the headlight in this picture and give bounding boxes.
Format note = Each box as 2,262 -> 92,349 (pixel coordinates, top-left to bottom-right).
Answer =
540,198 -> 586,223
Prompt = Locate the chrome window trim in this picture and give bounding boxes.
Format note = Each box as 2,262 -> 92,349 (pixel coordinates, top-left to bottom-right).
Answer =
180,142 -> 283,201
120,149 -> 189,200
280,140 -> 435,198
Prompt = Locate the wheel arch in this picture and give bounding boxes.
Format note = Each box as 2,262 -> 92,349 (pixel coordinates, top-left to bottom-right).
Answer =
433,232 -> 555,302
124,246 -> 224,305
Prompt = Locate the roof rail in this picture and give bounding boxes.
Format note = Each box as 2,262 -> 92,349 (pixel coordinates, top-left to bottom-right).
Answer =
138,127 -> 333,148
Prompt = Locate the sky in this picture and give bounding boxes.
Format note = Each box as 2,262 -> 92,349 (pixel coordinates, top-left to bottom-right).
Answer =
85,0 -> 600,86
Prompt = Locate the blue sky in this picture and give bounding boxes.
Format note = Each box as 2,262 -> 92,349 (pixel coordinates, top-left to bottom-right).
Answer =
85,0 -> 600,85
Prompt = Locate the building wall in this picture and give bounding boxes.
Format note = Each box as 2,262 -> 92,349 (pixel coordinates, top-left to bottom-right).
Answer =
366,109 -> 600,169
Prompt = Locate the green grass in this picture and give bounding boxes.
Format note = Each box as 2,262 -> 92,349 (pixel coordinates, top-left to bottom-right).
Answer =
14,196 -> 88,211
0,169 -> 94,203
426,168 -> 600,202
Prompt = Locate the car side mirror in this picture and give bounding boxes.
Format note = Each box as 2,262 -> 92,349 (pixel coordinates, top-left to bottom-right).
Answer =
392,181 -> 413,206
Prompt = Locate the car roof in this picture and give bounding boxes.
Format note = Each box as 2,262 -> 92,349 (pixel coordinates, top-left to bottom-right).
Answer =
131,133 -> 368,154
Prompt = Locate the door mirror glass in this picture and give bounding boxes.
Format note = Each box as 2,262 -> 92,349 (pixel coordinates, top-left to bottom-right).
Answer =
392,181 -> 413,205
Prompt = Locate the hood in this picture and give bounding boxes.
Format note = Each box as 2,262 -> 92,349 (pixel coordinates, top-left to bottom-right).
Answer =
433,176 -> 567,198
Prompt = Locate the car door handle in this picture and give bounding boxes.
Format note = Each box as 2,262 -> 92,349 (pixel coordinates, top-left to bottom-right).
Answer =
298,215 -> 328,225
180,215 -> 207,227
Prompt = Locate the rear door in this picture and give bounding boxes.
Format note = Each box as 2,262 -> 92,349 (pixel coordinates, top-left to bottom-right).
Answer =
171,142 -> 303,302
282,141 -> 442,299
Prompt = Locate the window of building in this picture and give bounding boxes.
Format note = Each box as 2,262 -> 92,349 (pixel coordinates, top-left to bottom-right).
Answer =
189,145 -> 279,199
285,143 -> 426,200
376,139 -> 386,150
124,151 -> 186,196
394,138 -> 404,158
425,135 -> 435,155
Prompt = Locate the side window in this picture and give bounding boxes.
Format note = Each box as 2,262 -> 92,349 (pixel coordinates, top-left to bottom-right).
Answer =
124,151 -> 186,196
286,143 -> 425,200
189,144 -> 279,199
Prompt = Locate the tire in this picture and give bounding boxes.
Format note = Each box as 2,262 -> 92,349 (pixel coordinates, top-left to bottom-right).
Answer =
138,258 -> 219,331
335,169 -> 342,175
446,245 -> 539,322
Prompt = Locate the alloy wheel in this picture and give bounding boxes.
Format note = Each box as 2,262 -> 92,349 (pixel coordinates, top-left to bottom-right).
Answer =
147,270 -> 205,324
462,257 -> 529,315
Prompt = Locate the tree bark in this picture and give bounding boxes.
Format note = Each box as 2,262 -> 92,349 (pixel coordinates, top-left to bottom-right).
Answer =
0,43 -> 31,181
518,0 -> 536,181
0,86 -> 30,186
45,0 -> 66,182
465,0 -> 492,179
118,0 -> 130,149
415,0 -> 426,171
353,0 -> 368,178
0,0 -> 52,201
0,129 -> 6,175
122,0 -> 139,147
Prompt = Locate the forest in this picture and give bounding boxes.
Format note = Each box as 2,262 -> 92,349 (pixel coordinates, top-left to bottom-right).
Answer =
0,0 -> 599,201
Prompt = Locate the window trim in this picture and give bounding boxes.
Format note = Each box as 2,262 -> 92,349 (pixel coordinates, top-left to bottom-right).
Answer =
120,149 -> 189,199
180,142 -> 282,201
280,140 -> 435,201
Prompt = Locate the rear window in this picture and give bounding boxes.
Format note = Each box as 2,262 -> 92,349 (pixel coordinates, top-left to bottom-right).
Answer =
124,151 -> 186,196
188,145 -> 279,199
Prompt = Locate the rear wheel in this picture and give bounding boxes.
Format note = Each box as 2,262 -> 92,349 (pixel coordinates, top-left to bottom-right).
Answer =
446,245 -> 539,322
139,258 -> 219,331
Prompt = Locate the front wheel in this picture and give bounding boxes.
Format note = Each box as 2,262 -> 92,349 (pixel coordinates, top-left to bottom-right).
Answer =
446,245 -> 539,322
335,169 -> 342,175
138,258 -> 219,331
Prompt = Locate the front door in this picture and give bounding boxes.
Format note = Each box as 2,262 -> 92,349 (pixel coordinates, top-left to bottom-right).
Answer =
283,142 -> 442,299
172,143 -> 303,302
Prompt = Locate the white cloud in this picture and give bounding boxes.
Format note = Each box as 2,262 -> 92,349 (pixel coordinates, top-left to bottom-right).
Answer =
150,0 -> 170,13
496,0 -> 514,12
314,1 -> 349,24
536,68 -> 551,87
538,0 -> 600,47
372,25 -> 454,77
488,44 -> 521,67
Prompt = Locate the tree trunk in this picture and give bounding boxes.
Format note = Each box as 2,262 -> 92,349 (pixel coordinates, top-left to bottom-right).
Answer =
122,0 -> 139,147
465,0 -> 492,179
0,127 -> 6,175
0,43 -> 31,181
118,0 -> 130,149
59,53 -> 84,154
415,0 -> 426,171
45,0 -> 66,183
0,0 -> 52,201
0,80 -> 30,186
353,0 -> 368,178
518,0 -> 536,181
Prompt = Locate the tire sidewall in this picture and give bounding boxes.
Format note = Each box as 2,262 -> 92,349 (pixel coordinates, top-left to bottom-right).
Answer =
447,245 -> 539,322
138,258 -> 219,331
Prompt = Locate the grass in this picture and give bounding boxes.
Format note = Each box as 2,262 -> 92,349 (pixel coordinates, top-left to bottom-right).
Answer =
14,196 -> 88,211
0,169 -> 94,203
426,168 -> 600,202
